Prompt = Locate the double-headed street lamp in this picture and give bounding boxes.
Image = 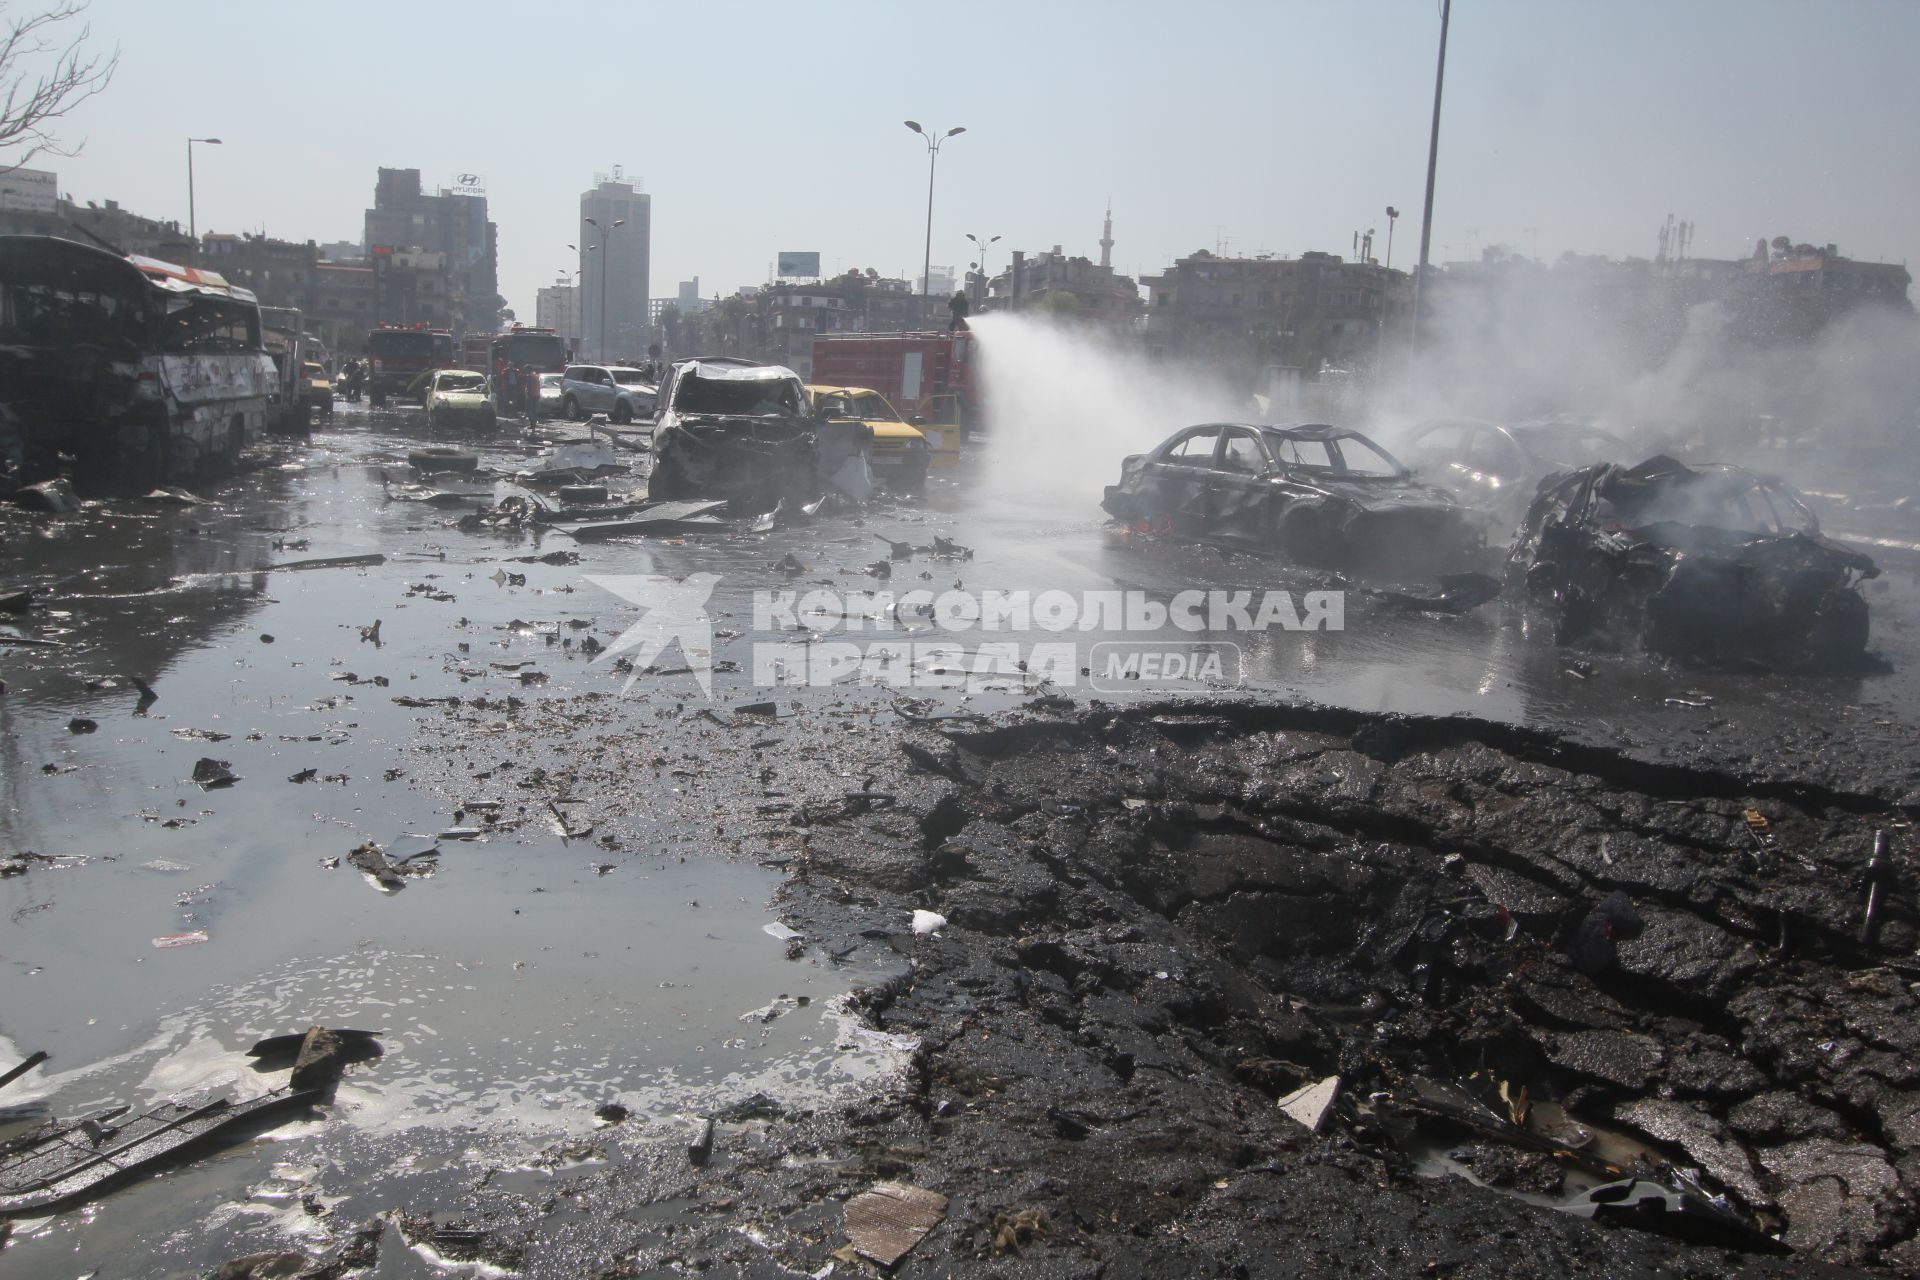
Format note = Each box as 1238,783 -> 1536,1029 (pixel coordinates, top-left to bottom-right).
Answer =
584,216 -> 625,361
966,232 -> 1000,305
186,136 -> 222,263
905,121 -> 965,301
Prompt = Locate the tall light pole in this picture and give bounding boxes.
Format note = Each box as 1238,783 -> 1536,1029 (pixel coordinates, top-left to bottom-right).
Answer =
565,246 -> 592,357
186,137 -> 222,264
966,232 -> 1000,306
905,121 -> 965,304
1384,206 -> 1399,271
1409,0 -> 1451,365
584,216 -> 624,361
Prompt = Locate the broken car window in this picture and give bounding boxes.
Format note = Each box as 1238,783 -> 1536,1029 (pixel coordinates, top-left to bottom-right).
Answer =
1163,428 -> 1222,465
1218,431 -> 1269,474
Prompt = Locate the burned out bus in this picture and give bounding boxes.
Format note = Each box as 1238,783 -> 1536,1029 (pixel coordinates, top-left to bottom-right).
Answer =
0,235 -> 277,492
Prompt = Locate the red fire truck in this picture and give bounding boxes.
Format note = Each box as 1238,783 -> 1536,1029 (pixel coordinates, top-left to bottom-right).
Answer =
487,326 -> 569,415
810,329 -> 982,459
365,323 -> 455,408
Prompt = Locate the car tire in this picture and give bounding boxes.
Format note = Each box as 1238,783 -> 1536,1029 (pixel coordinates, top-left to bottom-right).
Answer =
613,401 -> 632,425
371,391 -> 386,409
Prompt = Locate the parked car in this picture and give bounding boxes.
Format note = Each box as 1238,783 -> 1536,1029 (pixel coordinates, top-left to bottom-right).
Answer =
1405,416 -> 1624,515
528,372 -> 565,424
648,359 -> 872,504
1509,454 -> 1879,669
423,369 -> 498,434
559,364 -> 656,424
1102,422 -> 1490,573
806,385 -> 930,494
301,361 -> 333,421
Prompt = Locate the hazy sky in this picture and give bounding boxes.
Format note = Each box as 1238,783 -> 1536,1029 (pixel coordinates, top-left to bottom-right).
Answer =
28,0 -> 1920,319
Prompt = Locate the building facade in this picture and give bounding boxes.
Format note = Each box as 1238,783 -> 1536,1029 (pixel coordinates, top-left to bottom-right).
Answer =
362,167 -> 499,335
536,282 -> 582,356
1142,249 -> 1406,373
578,174 -> 652,361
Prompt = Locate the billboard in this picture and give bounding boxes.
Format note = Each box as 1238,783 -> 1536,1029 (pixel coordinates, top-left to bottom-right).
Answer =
777,251 -> 820,279
0,167 -> 57,213
449,172 -> 487,197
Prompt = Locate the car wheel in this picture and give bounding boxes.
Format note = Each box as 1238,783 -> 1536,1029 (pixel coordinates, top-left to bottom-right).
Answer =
564,395 -> 580,421
613,401 -> 632,425
371,391 -> 386,409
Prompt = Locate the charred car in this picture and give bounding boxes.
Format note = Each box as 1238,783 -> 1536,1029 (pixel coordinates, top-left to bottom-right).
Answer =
1509,454 -> 1879,669
1404,416 -> 1623,519
1101,422 -> 1491,573
647,359 -> 873,505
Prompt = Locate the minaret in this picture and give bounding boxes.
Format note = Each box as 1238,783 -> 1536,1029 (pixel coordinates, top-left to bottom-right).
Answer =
1099,201 -> 1114,270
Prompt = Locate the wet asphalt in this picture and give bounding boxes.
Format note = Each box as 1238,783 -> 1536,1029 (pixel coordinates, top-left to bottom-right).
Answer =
2,400 -> 1919,1273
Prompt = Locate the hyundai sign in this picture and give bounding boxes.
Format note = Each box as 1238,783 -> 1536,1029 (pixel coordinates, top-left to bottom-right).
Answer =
777,251 -> 820,279
449,173 -> 487,197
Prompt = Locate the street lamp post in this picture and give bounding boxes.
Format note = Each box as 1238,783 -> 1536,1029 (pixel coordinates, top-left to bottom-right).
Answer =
1384,207 -> 1399,271
905,121 -> 966,304
1409,0 -> 1452,365
186,137 -> 222,263
966,233 -> 1000,306
584,217 -> 624,361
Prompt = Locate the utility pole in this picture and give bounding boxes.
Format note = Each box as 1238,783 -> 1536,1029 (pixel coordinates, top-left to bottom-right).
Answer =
1409,0 -> 1451,370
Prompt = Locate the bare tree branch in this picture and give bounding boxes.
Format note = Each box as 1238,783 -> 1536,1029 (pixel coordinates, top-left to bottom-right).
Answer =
0,1 -> 119,175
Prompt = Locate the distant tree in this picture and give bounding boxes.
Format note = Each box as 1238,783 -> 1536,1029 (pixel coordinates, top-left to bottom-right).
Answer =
0,2 -> 117,172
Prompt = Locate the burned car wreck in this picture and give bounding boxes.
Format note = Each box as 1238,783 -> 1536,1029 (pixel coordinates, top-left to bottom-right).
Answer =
646,358 -> 873,506
1102,422 -> 1490,573
1510,454 -> 1880,669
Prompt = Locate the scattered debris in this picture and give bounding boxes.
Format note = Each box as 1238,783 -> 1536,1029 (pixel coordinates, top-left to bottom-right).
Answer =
10,478 -> 81,514
1371,572 -> 1503,613
67,717 -> 96,734
0,1088 -> 322,1216
261,553 -> 387,573
844,1181 -> 948,1266
911,909 -> 947,936
191,758 -> 238,789
0,1051 -> 48,1093
151,931 -> 210,949
687,1116 -> 716,1166
1276,1075 -> 1340,1132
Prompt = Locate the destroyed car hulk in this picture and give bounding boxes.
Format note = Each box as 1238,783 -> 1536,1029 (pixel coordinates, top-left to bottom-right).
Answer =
647,358 -> 873,507
1509,454 -> 1880,670
1101,422 -> 1492,575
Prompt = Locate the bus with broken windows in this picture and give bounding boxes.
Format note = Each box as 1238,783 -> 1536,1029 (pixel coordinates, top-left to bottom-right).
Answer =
0,235 -> 278,492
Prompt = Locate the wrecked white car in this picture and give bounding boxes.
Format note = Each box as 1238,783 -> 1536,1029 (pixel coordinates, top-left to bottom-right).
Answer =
646,359 -> 873,505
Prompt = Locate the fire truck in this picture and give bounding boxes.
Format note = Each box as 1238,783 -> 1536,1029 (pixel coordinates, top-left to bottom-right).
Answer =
810,329 -> 982,460
365,323 -> 455,408
487,326 -> 569,415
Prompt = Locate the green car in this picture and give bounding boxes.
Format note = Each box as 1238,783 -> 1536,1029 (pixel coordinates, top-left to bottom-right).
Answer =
424,370 -> 498,434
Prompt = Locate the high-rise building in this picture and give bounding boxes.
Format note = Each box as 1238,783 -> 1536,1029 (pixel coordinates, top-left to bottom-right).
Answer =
361,167 -> 499,334
536,282 -> 582,355
579,171 -> 652,361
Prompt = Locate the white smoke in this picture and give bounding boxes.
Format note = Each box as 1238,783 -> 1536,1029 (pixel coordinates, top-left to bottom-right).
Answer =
969,313 -> 1252,505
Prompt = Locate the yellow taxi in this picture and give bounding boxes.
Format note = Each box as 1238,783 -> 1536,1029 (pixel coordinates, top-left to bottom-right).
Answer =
806,385 -> 930,493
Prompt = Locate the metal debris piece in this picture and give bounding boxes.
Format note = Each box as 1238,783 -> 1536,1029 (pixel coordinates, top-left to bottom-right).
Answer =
0,1088 -> 322,1217
845,1181 -> 948,1266
191,758 -> 239,789
687,1116 -> 716,1166
1276,1075 -> 1340,1132
911,909 -> 947,936
261,553 -> 386,572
